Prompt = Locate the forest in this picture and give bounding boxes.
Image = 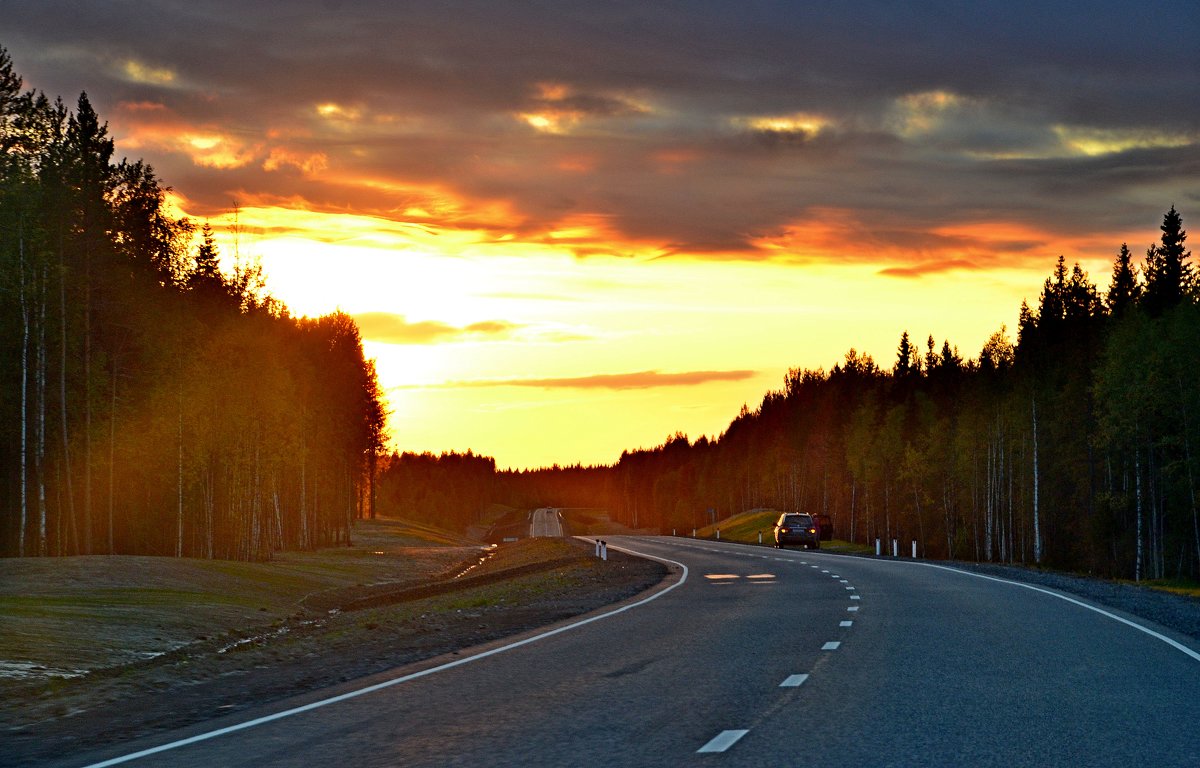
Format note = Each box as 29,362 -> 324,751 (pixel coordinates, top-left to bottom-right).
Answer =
378,207 -> 1196,582
0,48 -> 385,560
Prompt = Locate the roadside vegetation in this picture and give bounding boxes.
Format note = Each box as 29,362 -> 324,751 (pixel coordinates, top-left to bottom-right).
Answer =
0,48 -> 385,560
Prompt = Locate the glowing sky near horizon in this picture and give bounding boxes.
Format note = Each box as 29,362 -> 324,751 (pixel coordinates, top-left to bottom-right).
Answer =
6,2 -> 1197,468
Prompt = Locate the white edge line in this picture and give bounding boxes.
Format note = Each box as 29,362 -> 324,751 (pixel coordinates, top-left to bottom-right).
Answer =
898,559 -> 1200,664
81,541 -> 689,768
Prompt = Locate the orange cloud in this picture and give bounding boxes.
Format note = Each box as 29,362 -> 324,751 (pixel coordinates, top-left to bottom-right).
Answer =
445,369 -> 758,390
354,312 -> 518,344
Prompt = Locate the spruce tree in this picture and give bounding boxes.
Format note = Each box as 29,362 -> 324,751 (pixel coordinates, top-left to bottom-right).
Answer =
1143,206 -> 1191,315
1106,243 -> 1141,317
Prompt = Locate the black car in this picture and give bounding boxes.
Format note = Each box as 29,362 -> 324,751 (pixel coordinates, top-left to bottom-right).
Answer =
773,512 -> 820,549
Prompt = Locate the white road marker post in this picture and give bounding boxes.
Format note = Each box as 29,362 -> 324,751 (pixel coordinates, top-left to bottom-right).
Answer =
892,539 -> 898,557
875,538 -> 880,556
595,539 -> 601,558
716,528 -> 720,541
912,540 -> 917,558
758,531 -> 762,545
601,541 -> 607,561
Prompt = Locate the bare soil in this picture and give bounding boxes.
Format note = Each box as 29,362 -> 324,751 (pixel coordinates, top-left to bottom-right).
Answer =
0,525 -> 667,766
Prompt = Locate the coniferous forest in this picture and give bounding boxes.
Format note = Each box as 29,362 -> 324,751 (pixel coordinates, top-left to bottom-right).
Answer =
378,206 -> 1196,582
0,49 -> 386,560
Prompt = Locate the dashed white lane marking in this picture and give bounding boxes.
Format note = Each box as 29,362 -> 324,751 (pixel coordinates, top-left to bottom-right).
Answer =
810,565 -> 820,569
830,574 -> 840,578
850,595 -> 861,600
840,620 -> 853,627
845,586 -> 856,590
847,606 -> 859,612
774,558 -> 788,562
780,674 -> 810,687
698,730 -> 750,753
822,641 -> 841,650
840,579 -> 848,583
821,569 -> 829,573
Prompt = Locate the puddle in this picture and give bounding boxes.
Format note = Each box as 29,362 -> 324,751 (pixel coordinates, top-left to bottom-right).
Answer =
0,660 -> 88,680
452,546 -> 498,580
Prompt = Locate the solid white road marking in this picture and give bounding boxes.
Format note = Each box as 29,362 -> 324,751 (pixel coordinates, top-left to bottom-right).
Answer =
780,674 -> 810,687
840,620 -> 853,627
82,541 -> 690,768
906,560 -> 1200,664
822,641 -> 841,650
698,730 -> 750,753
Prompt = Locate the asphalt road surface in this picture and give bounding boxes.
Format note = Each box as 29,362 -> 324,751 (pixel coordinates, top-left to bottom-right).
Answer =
529,507 -> 564,538
62,537 -> 1200,768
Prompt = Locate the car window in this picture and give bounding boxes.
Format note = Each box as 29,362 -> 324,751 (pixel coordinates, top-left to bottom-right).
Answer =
783,515 -> 812,526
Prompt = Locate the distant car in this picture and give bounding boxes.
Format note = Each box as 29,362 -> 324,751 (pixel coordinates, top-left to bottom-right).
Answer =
773,512 -> 820,549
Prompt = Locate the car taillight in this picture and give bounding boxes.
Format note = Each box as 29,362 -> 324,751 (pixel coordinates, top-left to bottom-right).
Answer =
808,528 -> 816,534
779,527 -> 789,534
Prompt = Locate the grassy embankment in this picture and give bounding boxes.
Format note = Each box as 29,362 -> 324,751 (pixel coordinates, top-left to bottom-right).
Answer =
0,516 -> 576,685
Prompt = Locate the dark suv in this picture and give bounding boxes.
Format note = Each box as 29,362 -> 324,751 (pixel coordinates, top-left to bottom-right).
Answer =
773,512 -> 820,549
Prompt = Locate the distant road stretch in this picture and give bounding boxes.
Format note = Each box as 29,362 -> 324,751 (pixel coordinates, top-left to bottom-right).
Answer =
529,507 -> 563,537
65,537 -> 1200,767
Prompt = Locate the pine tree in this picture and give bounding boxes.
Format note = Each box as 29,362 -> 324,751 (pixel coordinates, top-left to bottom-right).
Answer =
894,331 -> 916,378
1144,206 -> 1191,315
1106,243 -> 1141,317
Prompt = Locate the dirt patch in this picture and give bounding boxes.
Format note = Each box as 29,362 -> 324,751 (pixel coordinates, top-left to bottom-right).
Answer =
1,534 -> 667,765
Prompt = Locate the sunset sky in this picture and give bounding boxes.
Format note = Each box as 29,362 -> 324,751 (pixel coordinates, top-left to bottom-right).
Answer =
6,2 -> 1197,469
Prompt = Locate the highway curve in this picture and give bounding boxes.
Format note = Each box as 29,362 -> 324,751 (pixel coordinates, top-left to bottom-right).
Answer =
61,537 -> 1200,768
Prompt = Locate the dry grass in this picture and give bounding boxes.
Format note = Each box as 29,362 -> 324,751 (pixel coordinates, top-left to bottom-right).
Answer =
0,517 -> 481,684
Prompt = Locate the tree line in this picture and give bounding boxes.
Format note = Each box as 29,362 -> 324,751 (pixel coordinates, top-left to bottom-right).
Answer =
0,48 -> 385,559
378,207 -> 1196,581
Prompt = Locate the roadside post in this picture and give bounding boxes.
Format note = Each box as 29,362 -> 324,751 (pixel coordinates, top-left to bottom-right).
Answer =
875,538 -> 880,556
595,539 -> 601,557
892,539 -> 898,557
601,541 -> 607,561
716,528 -> 720,541
758,531 -> 762,545
912,540 -> 917,558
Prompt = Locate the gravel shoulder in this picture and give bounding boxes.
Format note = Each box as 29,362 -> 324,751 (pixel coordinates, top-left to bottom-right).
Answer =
1,533 -> 667,766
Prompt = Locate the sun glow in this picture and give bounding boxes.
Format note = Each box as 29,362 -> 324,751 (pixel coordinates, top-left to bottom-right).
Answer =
175,196 -> 1053,468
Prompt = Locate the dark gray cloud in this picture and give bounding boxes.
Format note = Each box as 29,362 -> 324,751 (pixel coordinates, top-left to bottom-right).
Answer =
5,0 -> 1197,264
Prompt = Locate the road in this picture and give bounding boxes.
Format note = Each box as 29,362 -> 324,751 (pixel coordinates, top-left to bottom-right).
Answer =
65,537 -> 1200,768
529,507 -> 563,537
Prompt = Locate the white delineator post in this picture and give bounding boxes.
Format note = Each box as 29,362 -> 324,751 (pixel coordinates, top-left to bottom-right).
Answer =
912,540 -> 917,558
601,541 -> 608,561
595,539 -> 601,557
892,539 -> 898,557
716,528 -> 720,541
758,531 -> 762,545
875,538 -> 881,556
